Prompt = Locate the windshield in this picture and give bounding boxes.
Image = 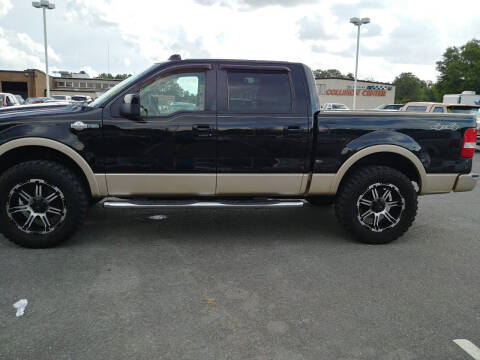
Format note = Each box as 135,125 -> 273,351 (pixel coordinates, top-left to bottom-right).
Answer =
89,64 -> 160,107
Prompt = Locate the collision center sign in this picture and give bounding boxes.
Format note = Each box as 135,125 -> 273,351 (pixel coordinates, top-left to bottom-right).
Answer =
326,89 -> 388,97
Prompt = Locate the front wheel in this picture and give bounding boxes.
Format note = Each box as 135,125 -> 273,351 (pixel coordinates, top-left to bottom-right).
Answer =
0,160 -> 89,248
335,166 -> 418,244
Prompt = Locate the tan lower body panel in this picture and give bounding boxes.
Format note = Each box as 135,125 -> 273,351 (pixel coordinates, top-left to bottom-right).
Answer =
307,174 -> 336,195
421,174 -> 457,195
454,173 -> 478,192
105,174 -> 216,196
99,172 -> 466,197
216,174 -> 303,195
94,174 -> 109,196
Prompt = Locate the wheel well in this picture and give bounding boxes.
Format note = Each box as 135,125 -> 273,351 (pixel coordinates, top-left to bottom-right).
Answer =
338,152 -> 421,191
0,146 -> 92,199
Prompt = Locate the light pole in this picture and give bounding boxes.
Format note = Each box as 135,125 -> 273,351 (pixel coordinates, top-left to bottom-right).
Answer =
350,17 -> 370,110
32,0 -> 55,98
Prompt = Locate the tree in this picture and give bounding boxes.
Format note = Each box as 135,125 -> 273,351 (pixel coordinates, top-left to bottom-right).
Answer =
97,73 -> 114,79
97,73 -> 132,80
393,72 -> 436,103
313,69 -> 354,79
436,39 -> 480,95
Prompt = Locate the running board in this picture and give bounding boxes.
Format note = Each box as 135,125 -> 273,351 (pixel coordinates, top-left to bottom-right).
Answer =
103,199 -> 305,209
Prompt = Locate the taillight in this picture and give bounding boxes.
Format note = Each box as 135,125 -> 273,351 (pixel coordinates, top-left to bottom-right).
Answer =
461,128 -> 477,158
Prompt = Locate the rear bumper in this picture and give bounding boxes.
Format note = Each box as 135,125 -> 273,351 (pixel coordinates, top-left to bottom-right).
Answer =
454,173 -> 479,192
421,173 -> 478,194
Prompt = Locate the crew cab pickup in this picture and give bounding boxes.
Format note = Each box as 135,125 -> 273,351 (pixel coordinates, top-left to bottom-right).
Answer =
0,58 -> 477,248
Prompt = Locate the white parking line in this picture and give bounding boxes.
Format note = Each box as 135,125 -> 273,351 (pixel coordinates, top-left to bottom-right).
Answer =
454,339 -> 480,360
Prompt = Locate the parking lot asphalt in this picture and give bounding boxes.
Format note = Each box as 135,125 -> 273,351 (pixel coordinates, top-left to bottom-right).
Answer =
1,160 -> 479,360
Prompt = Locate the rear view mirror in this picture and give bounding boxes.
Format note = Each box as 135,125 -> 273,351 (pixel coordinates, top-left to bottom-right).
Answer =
120,93 -> 140,120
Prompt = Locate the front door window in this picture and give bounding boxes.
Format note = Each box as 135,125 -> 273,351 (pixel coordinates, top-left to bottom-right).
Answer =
139,72 -> 205,118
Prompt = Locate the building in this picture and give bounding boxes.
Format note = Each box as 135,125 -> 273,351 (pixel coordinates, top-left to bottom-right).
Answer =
316,77 -> 396,110
51,72 -> 121,99
0,69 -> 122,100
0,69 -> 48,99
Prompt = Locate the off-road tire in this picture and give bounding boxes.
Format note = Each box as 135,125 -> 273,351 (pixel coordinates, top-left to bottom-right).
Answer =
335,165 -> 418,244
0,160 -> 89,248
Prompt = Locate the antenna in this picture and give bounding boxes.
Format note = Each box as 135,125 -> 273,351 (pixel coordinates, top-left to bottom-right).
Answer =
168,54 -> 181,61
107,42 -> 110,75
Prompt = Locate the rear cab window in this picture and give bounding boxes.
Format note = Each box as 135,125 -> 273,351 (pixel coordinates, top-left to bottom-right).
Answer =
406,106 -> 427,112
226,71 -> 292,113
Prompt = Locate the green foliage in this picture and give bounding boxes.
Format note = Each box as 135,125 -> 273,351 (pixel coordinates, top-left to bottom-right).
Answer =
97,73 -> 132,80
392,73 -> 441,103
314,69 -> 354,79
436,39 -> 480,95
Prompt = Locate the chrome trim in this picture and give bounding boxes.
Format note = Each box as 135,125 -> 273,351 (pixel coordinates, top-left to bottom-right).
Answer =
70,121 -> 88,131
103,199 -> 305,209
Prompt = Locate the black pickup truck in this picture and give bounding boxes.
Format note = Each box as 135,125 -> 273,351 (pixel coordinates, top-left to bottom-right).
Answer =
0,57 -> 477,248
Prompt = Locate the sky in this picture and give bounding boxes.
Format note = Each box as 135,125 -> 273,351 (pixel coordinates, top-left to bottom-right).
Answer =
0,0 -> 479,83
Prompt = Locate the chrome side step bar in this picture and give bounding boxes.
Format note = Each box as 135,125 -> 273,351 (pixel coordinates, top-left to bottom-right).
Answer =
103,199 -> 305,209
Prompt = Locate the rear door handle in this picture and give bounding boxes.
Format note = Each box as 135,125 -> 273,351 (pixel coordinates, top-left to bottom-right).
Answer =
284,125 -> 303,132
193,124 -> 213,137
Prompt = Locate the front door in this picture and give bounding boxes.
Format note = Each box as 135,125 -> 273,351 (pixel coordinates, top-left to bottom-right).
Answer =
102,64 -> 217,196
215,64 -> 310,195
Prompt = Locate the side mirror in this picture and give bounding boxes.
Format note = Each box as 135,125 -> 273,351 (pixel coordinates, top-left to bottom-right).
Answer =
120,93 -> 140,120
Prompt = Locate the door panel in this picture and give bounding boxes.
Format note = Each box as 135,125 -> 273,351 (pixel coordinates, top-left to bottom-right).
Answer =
102,65 -> 217,196
216,64 -> 310,195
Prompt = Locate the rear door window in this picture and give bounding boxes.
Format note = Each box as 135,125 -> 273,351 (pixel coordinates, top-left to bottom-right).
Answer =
433,106 -> 444,113
226,71 -> 292,113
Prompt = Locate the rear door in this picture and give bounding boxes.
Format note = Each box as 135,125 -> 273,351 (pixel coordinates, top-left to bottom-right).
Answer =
216,63 -> 310,195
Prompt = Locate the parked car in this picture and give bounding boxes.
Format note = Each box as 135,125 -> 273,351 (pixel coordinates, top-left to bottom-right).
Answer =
446,105 -> 480,144
0,58 -> 477,248
71,95 -> 93,104
376,104 -> 404,111
401,102 -> 447,113
322,103 -> 349,110
25,97 -> 54,104
0,92 -> 20,107
14,95 -> 26,105
51,95 -> 72,101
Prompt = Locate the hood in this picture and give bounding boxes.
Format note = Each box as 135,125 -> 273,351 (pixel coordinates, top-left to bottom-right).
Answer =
0,103 -> 85,121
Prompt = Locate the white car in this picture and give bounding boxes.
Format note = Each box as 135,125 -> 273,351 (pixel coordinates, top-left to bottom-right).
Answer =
51,95 -> 72,101
71,95 -> 93,104
0,92 -> 20,107
322,103 -> 350,110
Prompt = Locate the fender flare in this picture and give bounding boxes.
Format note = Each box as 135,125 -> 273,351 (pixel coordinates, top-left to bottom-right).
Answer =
0,137 -> 104,196
331,144 -> 427,193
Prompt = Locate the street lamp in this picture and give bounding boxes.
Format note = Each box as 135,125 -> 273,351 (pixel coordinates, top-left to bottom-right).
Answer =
350,16 -> 370,110
32,0 -> 55,98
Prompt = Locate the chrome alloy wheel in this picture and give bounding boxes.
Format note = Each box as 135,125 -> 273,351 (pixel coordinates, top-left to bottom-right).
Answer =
356,182 -> 405,233
6,179 -> 67,234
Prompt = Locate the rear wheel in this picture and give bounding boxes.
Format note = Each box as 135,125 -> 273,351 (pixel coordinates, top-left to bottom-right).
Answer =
0,160 -> 89,248
335,166 -> 418,244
